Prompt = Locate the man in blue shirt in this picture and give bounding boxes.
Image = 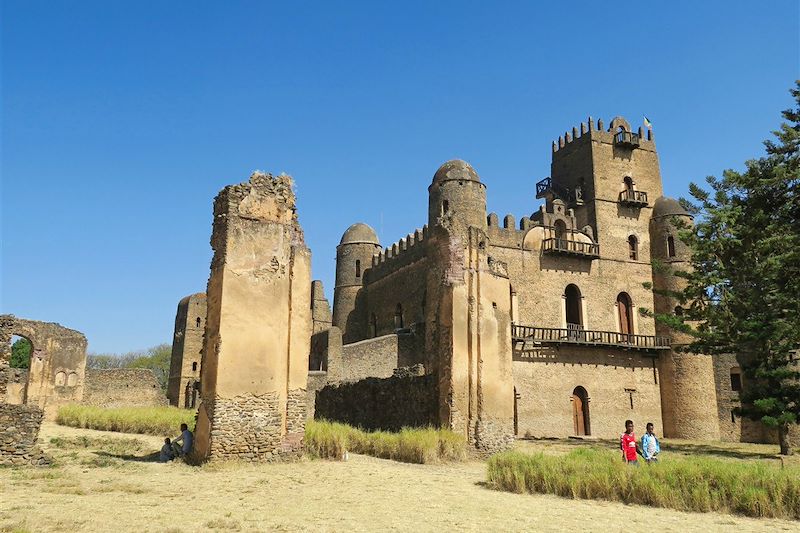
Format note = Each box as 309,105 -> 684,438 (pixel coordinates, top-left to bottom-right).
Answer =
641,422 -> 660,464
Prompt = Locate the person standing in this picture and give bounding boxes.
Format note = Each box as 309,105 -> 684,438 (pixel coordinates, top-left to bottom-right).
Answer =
620,420 -> 642,465
641,422 -> 660,464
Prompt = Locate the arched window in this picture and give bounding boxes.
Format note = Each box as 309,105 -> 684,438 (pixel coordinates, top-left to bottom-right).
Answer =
394,304 -> 404,329
55,371 -> 67,386
565,284 -> 583,329
355,259 -> 361,278
67,373 -> 78,387
554,219 -> 567,241
192,362 -> 198,372
617,292 -> 634,337
571,386 -> 591,436
196,317 -> 201,328
628,235 -> 638,260
623,176 -> 634,193
667,235 -> 676,258
371,313 -> 378,338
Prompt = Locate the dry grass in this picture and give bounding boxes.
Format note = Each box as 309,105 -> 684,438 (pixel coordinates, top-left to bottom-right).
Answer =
56,404 -> 195,436
0,423 -> 797,532
488,447 -> 800,520
306,420 -> 467,463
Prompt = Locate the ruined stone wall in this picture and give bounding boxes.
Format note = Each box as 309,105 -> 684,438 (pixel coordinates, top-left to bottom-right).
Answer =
4,368 -> 28,404
311,280 -> 332,334
82,369 -> 168,408
167,293 -> 206,408
0,403 -> 49,466
305,370 -> 328,420
314,371 -> 437,431
194,172 -> 311,462
328,332 -> 425,383
0,315 -> 87,415
513,347 -> 662,438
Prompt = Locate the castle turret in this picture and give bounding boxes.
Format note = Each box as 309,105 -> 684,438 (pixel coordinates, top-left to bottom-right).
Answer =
428,160 -> 487,233
332,223 -> 381,341
650,196 -> 721,440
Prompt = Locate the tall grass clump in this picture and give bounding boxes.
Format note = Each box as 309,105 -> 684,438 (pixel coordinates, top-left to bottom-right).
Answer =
305,420 -> 467,464
56,404 -> 195,436
486,448 -> 800,520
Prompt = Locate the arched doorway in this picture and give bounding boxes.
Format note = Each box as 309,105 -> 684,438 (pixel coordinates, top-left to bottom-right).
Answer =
572,386 -> 590,436
617,292 -> 634,338
554,219 -> 567,243
565,284 -> 583,339
6,335 -> 32,404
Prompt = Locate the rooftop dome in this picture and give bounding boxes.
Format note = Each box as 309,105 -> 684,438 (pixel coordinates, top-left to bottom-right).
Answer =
432,159 -> 481,184
652,196 -> 691,218
339,223 -> 380,245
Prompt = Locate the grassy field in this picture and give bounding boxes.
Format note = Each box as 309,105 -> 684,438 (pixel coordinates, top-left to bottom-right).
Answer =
56,404 -> 196,436
305,420 -> 466,464
0,424 -> 798,532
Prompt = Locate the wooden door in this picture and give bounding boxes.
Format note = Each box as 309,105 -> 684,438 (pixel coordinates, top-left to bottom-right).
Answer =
617,293 -> 632,337
572,394 -> 585,436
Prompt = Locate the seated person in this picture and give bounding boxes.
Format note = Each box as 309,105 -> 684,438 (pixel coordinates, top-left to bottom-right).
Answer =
171,423 -> 194,458
159,438 -> 175,462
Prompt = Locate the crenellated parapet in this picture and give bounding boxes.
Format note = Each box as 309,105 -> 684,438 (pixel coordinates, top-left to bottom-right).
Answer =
553,116 -> 656,155
366,225 -> 429,283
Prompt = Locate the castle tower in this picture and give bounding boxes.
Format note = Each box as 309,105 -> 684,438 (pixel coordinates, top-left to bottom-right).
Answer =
428,160 -> 487,234
548,116 -> 662,264
332,223 -> 381,342
167,292 -> 206,408
194,172 -> 311,462
650,196 -> 720,440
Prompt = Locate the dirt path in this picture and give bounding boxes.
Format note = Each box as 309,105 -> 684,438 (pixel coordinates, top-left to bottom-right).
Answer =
0,424 -> 796,532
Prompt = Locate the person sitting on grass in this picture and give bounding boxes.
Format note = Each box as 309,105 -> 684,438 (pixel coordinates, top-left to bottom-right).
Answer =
620,419 -> 642,466
641,422 -> 661,464
159,438 -> 175,462
171,423 -> 193,459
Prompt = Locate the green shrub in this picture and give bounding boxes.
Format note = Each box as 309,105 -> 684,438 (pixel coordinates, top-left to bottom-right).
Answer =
486,448 -> 800,520
305,420 -> 466,464
56,404 -> 195,436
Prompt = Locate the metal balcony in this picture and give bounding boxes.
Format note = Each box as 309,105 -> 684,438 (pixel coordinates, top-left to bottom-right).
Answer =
614,131 -> 640,148
512,324 -> 671,352
618,189 -> 649,207
542,237 -> 599,259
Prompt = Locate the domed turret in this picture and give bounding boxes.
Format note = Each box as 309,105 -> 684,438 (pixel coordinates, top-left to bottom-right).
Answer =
332,223 -> 382,340
428,160 -> 487,230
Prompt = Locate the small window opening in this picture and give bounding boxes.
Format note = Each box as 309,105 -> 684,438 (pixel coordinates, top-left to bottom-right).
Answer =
196,317 -> 201,328
442,200 -> 449,215
674,306 -> 683,316
355,259 -> 361,278
623,176 -> 634,193
192,362 -> 198,372
394,304 -> 404,329
731,410 -> 736,423
628,235 -> 638,260
730,369 -> 742,392
667,235 -> 676,258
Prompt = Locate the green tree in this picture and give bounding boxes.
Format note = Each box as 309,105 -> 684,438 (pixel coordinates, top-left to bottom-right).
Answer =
127,343 -> 172,393
10,337 -> 32,369
662,82 -> 800,455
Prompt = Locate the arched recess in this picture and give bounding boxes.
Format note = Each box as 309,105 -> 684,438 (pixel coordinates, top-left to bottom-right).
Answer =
564,284 -> 583,330
394,304 -> 404,329
623,176 -> 634,193
628,235 -> 638,260
572,386 -> 591,436
554,219 -> 567,241
617,292 -> 634,336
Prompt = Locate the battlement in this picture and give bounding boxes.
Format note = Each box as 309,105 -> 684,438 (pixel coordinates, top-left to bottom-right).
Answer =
552,116 -> 655,154
371,225 -> 428,268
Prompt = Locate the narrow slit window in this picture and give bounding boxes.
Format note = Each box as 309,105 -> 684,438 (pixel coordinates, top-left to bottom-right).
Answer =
730,369 -> 742,392
667,235 -> 676,258
628,235 -> 638,260
355,259 -> 361,278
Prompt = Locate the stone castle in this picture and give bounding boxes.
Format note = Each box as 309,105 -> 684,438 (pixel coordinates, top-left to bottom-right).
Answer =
2,115 -> 794,465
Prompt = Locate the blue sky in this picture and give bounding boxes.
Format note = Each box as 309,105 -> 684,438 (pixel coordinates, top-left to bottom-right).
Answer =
2,1 -> 798,354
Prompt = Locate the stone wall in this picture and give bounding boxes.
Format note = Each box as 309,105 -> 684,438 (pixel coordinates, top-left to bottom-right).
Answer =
315,370 -> 437,431
82,369 -> 168,408
4,368 -> 28,404
194,172 -> 311,462
0,403 -> 49,466
167,293 -> 206,408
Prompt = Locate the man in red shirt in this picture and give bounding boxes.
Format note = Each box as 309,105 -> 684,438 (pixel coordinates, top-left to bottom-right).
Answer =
620,419 -> 642,465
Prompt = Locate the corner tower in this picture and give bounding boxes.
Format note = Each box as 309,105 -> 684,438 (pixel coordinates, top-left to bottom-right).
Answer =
428,160 -> 487,234
167,292 -> 206,408
332,223 -> 381,342
650,196 -> 720,440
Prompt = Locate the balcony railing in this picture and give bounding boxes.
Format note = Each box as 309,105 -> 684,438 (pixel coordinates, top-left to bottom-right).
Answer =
618,189 -> 649,207
542,237 -> 599,259
614,131 -> 640,148
512,324 -> 671,352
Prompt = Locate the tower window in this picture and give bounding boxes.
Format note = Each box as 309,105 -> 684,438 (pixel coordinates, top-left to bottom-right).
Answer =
628,235 -> 638,260
667,235 -> 676,258
730,369 -> 742,392
192,362 -> 198,372
565,284 -> 583,329
394,304 -> 404,329
674,306 -> 683,316
442,200 -> 449,215
355,259 -> 361,278
623,176 -> 634,193
196,317 -> 201,328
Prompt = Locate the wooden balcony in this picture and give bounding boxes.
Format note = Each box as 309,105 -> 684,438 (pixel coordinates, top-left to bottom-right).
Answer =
618,189 -> 649,207
512,324 -> 671,352
614,131 -> 640,148
542,237 -> 599,259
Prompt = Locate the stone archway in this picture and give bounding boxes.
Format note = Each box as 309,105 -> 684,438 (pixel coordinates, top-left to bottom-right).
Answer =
572,386 -> 591,436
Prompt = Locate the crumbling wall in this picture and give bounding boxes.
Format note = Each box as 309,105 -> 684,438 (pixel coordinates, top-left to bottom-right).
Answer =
0,403 -> 50,466
0,315 -> 87,415
194,172 -> 311,462
82,369 -> 168,408
315,370 -> 437,431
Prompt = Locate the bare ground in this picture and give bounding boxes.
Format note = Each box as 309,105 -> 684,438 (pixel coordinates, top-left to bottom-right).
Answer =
0,423 -> 797,533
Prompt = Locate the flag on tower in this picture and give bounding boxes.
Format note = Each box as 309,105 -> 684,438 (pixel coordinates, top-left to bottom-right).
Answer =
643,116 -> 652,128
